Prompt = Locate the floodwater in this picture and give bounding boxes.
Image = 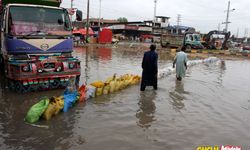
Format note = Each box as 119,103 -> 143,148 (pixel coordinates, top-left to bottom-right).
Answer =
0,45 -> 250,150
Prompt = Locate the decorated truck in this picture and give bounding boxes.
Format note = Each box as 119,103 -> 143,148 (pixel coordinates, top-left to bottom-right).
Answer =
160,26 -> 204,51
0,0 -> 82,92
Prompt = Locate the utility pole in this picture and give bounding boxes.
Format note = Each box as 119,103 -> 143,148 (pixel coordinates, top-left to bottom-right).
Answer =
86,0 -> 90,43
222,1 -> 235,32
153,0 -> 157,27
176,14 -> 181,34
98,0 -> 102,27
71,0 -> 73,9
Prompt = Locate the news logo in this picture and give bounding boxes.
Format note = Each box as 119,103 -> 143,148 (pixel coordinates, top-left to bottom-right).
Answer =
196,145 -> 241,150
221,146 -> 241,150
197,146 -> 219,150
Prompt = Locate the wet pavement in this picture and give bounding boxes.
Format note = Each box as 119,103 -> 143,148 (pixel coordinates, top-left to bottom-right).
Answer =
0,45 -> 250,150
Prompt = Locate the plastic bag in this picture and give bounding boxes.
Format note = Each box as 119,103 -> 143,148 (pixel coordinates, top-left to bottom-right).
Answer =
63,90 -> 78,112
65,78 -> 77,94
86,85 -> 96,99
78,84 -> 86,102
25,98 -> 50,123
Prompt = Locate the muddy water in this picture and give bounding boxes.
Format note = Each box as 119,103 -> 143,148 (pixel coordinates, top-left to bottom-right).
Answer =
0,46 -> 250,150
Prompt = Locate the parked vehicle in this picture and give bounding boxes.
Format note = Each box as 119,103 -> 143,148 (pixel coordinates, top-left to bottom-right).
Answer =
160,31 -> 204,52
0,0 -> 82,92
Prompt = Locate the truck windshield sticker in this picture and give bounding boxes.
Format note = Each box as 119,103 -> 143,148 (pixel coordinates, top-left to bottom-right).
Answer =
8,6 -> 71,36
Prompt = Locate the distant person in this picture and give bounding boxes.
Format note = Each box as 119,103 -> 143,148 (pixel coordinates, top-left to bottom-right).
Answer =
173,46 -> 188,81
140,44 -> 158,91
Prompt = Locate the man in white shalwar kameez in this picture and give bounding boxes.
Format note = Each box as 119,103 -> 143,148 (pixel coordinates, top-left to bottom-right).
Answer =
173,47 -> 188,81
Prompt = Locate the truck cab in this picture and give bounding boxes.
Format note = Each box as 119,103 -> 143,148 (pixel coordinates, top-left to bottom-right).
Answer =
184,33 -> 204,52
160,26 -> 203,51
0,0 -> 82,92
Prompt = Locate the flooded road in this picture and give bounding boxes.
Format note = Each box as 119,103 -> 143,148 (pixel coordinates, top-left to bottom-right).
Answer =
0,46 -> 250,150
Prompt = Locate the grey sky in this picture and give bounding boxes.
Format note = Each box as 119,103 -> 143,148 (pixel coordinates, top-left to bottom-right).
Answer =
62,0 -> 250,37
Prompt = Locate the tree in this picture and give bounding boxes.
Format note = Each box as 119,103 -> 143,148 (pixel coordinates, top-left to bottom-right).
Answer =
117,17 -> 128,23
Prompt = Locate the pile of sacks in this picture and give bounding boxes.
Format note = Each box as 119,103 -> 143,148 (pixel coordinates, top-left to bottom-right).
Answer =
158,57 -> 220,79
24,74 -> 141,124
24,57 -> 219,124
86,74 -> 141,99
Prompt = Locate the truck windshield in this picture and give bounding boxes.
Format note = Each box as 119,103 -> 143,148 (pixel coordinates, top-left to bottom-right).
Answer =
8,6 -> 71,36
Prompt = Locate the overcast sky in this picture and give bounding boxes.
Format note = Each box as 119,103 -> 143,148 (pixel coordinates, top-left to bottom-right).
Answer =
61,0 -> 250,37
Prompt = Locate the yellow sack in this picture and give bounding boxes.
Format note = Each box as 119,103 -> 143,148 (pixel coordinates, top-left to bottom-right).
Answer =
109,80 -> 116,93
115,80 -> 121,91
128,78 -> 134,85
96,87 -> 103,96
120,80 -> 126,90
125,79 -> 130,87
90,80 -> 105,88
130,76 -> 141,85
103,85 -> 110,95
43,103 -> 57,120
53,96 -> 64,115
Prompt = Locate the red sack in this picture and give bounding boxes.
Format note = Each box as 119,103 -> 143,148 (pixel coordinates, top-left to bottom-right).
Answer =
78,84 -> 86,102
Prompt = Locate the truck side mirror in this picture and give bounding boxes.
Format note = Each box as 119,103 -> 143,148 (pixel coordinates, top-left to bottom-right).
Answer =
76,10 -> 82,21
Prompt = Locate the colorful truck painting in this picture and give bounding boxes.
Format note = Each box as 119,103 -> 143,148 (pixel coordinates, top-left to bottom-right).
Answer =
0,0 -> 82,92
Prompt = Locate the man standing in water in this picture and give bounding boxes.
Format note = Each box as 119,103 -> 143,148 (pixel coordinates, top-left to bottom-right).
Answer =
140,44 -> 158,91
173,46 -> 188,81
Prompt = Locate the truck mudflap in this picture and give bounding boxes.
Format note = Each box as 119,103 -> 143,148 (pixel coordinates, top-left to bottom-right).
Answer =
6,55 -> 81,93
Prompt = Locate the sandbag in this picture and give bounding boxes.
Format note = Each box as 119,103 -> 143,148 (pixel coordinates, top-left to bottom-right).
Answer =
90,80 -> 105,88
25,98 -> 50,123
43,103 -> 57,120
96,87 -> 103,96
53,96 -> 64,115
43,96 -> 65,120
103,85 -> 110,95
63,90 -> 78,112
109,80 -> 116,93
78,84 -> 86,102
86,85 -> 96,99
115,80 -> 121,91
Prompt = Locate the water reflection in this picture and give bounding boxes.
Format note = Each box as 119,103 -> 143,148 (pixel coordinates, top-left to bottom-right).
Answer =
169,80 -> 189,110
98,47 -> 112,61
136,91 -> 156,129
218,60 -> 226,84
74,46 -> 113,85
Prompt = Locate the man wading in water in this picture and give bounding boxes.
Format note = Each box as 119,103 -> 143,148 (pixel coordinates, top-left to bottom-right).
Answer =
140,44 -> 158,91
173,46 -> 188,81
